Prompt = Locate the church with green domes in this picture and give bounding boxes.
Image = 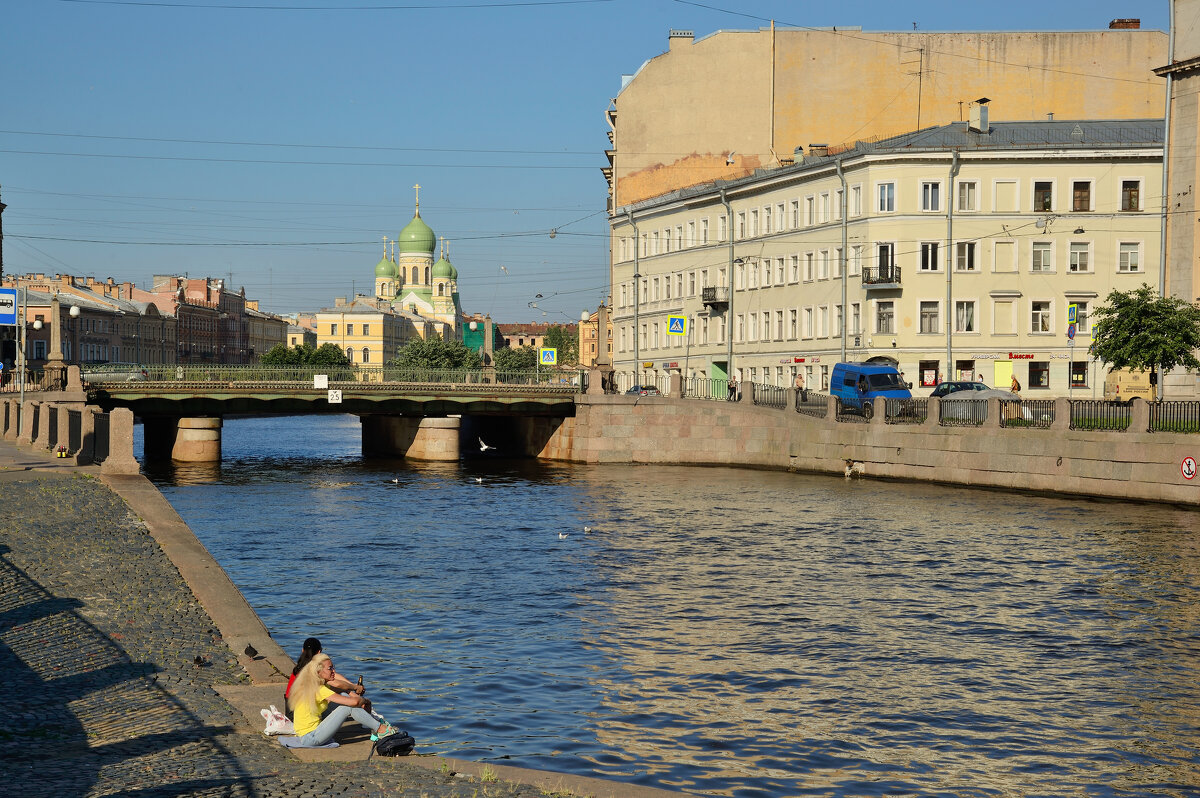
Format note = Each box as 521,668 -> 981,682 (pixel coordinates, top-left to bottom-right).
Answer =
373,185 -> 462,339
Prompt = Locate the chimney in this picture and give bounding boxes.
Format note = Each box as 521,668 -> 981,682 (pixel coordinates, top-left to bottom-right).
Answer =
668,29 -> 693,51
1109,18 -> 1140,29
968,97 -> 991,133
808,143 -> 829,157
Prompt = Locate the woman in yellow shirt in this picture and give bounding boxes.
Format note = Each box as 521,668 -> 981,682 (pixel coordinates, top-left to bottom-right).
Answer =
287,653 -> 398,745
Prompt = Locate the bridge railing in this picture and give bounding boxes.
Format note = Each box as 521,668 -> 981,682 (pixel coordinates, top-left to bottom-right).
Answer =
86,364 -> 586,391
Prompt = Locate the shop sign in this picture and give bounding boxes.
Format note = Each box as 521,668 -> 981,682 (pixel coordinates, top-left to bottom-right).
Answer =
660,361 -> 678,369
1009,353 -> 1035,359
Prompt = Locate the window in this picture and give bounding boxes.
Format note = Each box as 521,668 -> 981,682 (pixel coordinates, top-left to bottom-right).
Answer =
1069,242 -> 1090,272
921,181 -> 941,211
736,315 -> 745,343
819,193 -> 830,222
877,243 -> 895,278
877,182 -> 895,212
718,215 -> 728,242
876,301 -> 894,334
652,231 -> 660,254
362,348 -> 370,363
761,313 -> 770,341
701,218 -> 709,244
1031,301 -> 1051,333
775,310 -> 784,340
762,208 -> 771,235
955,301 -> 976,333
1034,181 -> 1053,211
850,245 -> 862,276
1029,361 -> 1050,389
346,324 -> 355,336
789,309 -> 798,339
777,204 -> 785,231
749,210 -> 758,237
804,252 -> 814,281
835,304 -> 843,335
1121,180 -> 1141,211
1070,361 -> 1089,388
956,242 -> 976,271
1118,242 -> 1141,273
686,221 -> 696,247
1072,181 -> 1091,212
330,323 -> 338,335
1073,300 -> 1090,332
790,200 -> 800,228
920,242 -> 940,272
736,213 -> 746,239
850,185 -> 862,216
851,303 -> 861,335
803,308 -> 814,338
834,191 -> 843,220
818,250 -> 830,280
805,196 -> 815,225
957,181 -> 977,212
346,347 -> 354,361
776,258 -> 785,284
1032,242 -> 1053,272
789,255 -> 799,282
920,301 -> 939,334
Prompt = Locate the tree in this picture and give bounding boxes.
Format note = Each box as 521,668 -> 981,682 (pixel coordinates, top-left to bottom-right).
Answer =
389,337 -> 482,370
542,325 -> 579,365
493,345 -> 538,372
1090,284 -> 1200,385
308,343 -> 352,368
261,343 -> 313,366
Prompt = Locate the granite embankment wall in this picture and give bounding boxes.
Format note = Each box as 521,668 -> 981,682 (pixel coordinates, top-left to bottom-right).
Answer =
534,394 -> 1200,506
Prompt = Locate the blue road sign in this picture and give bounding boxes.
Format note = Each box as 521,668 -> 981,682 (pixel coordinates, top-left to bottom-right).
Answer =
666,315 -> 687,336
539,347 -> 558,365
1067,323 -> 1076,340
0,288 -> 16,327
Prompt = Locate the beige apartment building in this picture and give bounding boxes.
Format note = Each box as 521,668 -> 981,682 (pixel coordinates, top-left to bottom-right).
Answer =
605,22 -> 1166,209
610,114 -> 1163,396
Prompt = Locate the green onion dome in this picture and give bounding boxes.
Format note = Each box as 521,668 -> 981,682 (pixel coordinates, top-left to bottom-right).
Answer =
375,255 -> 397,278
397,213 -> 435,254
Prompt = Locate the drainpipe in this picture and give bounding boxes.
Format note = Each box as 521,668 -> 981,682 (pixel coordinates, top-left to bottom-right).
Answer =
627,209 -> 640,380
837,159 -> 848,362
721,190 -> 734,381
946,150 -> 960,379
1161,0 -> 1174,301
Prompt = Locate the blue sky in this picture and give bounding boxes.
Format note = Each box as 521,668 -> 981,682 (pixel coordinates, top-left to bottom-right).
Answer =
1,0 -> 1170,323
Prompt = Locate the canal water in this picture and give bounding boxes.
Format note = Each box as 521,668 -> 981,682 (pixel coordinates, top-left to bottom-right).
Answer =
138,415 -> 1200,798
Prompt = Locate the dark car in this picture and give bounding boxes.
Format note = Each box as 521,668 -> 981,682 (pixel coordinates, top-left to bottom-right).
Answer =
625,385 -> 662,396
930,380 -> 989,398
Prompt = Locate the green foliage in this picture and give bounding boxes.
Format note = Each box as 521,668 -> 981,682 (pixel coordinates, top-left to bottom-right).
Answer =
1090,284 -> 1200,376
493,345 -> 538,372
389,337 -> 483,370
541,325 -> 578,365
308,343 -> 352,367
261,343 -> 321,366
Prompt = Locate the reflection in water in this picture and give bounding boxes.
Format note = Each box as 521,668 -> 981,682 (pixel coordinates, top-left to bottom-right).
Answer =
140,416 -> 1200,797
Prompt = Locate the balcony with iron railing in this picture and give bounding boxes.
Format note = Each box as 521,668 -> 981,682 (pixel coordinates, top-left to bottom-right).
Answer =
862,265 -> 901,288
701,286 -> 730,310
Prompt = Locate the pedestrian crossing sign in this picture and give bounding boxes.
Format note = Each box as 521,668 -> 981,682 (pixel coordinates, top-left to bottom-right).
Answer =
666,315 -> 687,336
539,347 -> 558,365
1067,304 -> 1078,325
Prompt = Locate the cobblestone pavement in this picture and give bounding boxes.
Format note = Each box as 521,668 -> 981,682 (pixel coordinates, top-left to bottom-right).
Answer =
0,470 -> 568,798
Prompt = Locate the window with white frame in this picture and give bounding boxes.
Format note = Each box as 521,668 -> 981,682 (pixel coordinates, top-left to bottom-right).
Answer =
789,309 -> 798,339
819,192 -> 830,223
850,184 -> 862,217
919,301 -> 939,334
920,242 -> 939,272
761,313 -> 770,341
789,255 -> 799,282
818,250 -> 830,280
835,304 -> 843,335
749,210 -> 758,237
736,261 -> 747,290
747,313 -> 757,341
850,245 -> 862,276
955,300 -> 976,333
737,212 -> 746,240
676,274 -> 683,297
762,206 -> 771,235
851,302 -> 861,335
1072,180 -> 1092,212
804,252 -> 814,281
1032,241 -> 1053,272
686,220 -> 696,247
1033,180 -> 1054,212
651,231 -> 659,255
718,215 -> 727,242
777,203 -> 785,229
775,257 -> 785,284
1121,180 -> 1141,212
1072,300 -> 1090,332
790,200 -> 800,228
921,181 -> 941,212
1031,300 -> 1051,333
701,218 -> 709,244
664,276 -> 672,300
834,190 -> 843,221
956,241 -> 976,271
736,315 -> 745,343
1118,242 -> 1141,272
675,226 -> 683,249
833,247 -> 843,279
957,180 -> 977,212
761,260 -> 771,287
876,301 -> 894,334
805,196 -> 815,225
803,307 -> 814,338
877,182 -> 895,212
817,306 -> 828,338
775,309 -> 784,340
1069,242 -> 1090,272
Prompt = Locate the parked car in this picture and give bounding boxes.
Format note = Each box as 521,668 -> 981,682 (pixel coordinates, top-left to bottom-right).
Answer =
830,362 -> 911,419
939,387 -> 1025,422
625,385 -> 662,396
930,380 -> 990,398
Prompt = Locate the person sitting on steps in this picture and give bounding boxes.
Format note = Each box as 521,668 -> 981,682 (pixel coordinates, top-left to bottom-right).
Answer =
284,637 -> 362,715
288,653 -> 398,746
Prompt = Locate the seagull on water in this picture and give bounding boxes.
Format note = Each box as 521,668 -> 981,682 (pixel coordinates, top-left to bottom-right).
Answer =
390,478 -> 400,483
479,438 -> 494,452
558,532 -> 569,540
475,477 -> 483,483
583,526 -> 592,533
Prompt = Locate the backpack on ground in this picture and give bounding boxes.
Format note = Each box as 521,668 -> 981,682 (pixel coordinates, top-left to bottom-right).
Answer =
373,730 -> 415,757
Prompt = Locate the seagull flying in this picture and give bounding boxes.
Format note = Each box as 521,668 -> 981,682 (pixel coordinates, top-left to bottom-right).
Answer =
479,438 -> 494,452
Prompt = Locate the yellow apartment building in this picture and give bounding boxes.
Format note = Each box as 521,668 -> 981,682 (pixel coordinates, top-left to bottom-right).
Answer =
610,113 -> 1163,397
315,297 -> 432,370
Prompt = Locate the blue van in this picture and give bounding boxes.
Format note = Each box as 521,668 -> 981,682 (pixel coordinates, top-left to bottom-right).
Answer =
830,362 -> 912,419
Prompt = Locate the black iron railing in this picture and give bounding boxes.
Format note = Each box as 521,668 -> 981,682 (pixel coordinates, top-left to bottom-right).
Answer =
795,390 -> 829,418
752,383 -> 786,409
999,400 -> 1056,429
1069,400 -> 1130,431
1148,401 -> 1200,433
886,398 -> 927,424
939,398 -> 988,427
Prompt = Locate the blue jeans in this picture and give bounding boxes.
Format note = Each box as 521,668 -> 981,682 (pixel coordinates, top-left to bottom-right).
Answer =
298,704 -> 382,746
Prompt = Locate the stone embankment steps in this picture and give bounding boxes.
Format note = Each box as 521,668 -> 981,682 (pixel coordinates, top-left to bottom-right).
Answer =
0,439 -> 690,798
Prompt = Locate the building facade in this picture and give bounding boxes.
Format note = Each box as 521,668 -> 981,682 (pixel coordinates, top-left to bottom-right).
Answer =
605,23 -> 1166,210
315,297 -> 431,367
245,301 -> 288,362
610,116 -> 1163,396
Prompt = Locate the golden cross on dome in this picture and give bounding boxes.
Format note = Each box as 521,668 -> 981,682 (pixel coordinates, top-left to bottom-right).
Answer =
413,183 -> 421,214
